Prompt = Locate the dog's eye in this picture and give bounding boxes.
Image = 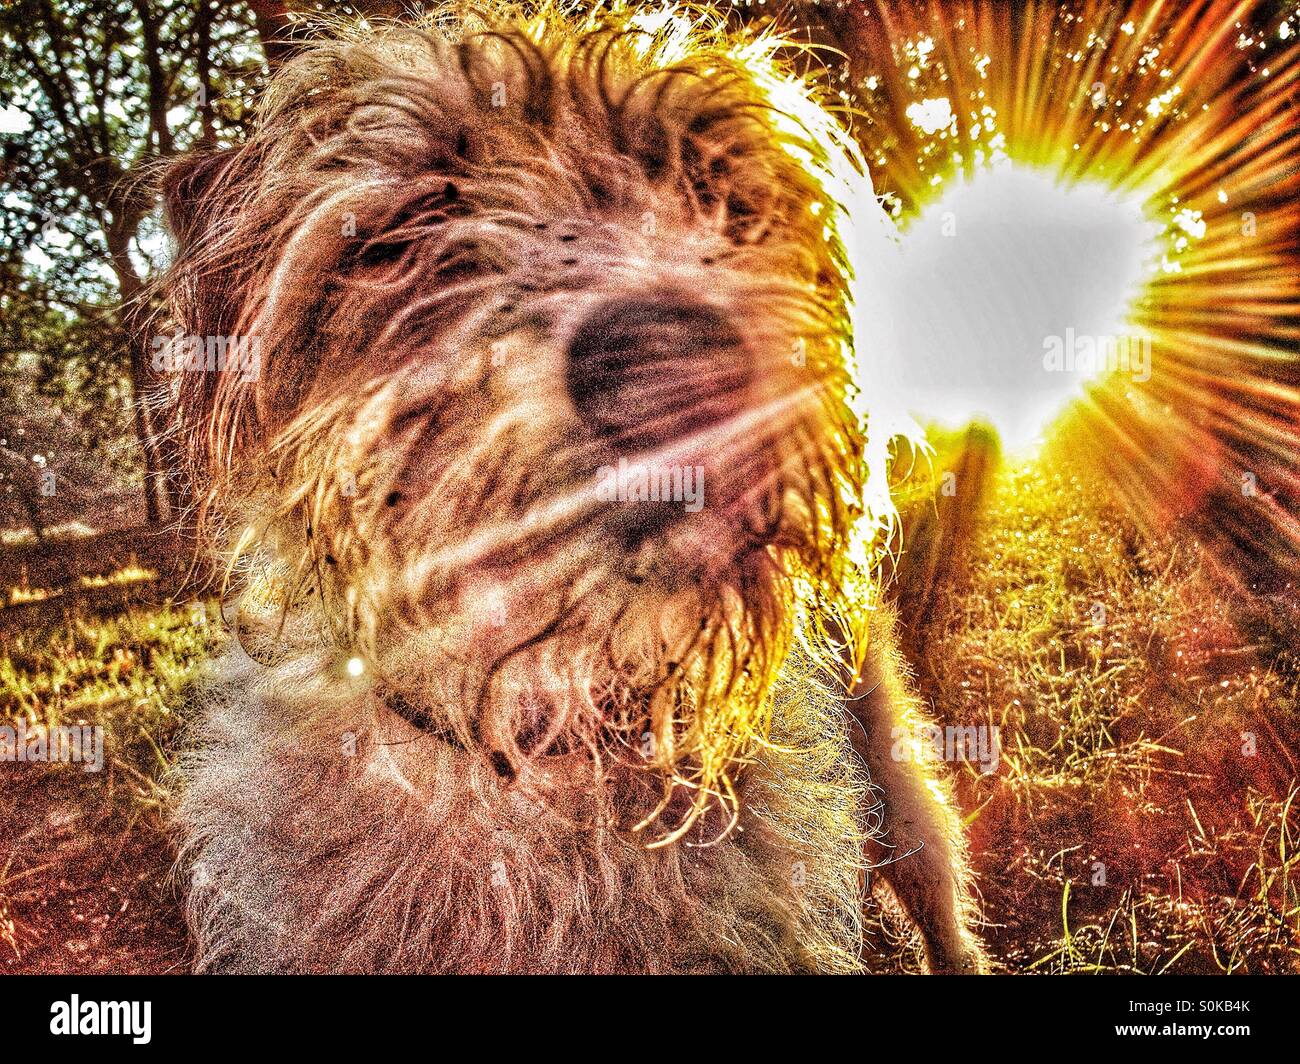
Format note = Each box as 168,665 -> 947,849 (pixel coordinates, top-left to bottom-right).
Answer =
353,240 -> 410,269
347,187 -> 470,273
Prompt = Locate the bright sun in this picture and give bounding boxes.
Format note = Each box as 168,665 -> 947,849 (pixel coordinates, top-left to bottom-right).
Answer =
872,164 -> 1160,453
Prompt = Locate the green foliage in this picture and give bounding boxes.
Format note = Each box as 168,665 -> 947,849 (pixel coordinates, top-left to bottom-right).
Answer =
0,1 -> 272,527
0,272 -> 137,533
0,0 -> 266,294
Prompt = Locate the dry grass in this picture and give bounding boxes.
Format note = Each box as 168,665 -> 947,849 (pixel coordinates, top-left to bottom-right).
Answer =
1,601 -> 211,797
892,441 -> 1300,973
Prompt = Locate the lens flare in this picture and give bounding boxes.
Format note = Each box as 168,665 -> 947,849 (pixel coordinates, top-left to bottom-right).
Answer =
829,0 -> 1300,586
880,161 -> 1161,452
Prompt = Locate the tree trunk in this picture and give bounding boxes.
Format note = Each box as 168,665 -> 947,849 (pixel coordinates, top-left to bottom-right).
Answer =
107,230 -> 165,526
245,0 -> 295,67
127,326 -> 163,526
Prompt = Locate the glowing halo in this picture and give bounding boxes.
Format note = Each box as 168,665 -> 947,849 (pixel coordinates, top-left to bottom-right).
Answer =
827,0 -> 1300,586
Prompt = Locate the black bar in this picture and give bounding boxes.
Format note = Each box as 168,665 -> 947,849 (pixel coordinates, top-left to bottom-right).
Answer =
0,973 -> 1287,1049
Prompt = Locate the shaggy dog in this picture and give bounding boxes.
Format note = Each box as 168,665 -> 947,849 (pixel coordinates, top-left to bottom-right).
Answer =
160,3 -> 986,974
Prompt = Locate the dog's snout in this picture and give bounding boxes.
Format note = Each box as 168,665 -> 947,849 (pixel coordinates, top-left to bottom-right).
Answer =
565,295 -> 751,449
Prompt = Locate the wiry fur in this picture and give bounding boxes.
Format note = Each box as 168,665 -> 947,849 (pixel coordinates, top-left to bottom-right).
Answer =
162,2 -> 984,973
179,628 -> 872,973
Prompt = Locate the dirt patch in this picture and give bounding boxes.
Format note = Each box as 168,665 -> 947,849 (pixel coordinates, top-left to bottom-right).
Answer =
1,765 -> 189,974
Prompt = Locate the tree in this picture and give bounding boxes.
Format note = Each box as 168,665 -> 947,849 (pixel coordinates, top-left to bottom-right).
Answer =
0,0 -> 268,524
0,264 -> 137,538
0,1 -> 414,528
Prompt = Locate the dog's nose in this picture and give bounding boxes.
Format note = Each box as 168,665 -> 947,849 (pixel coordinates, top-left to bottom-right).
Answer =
566,295 -> 751,450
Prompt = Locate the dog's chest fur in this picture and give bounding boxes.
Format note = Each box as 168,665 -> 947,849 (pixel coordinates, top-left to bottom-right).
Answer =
176,647 -> 872,973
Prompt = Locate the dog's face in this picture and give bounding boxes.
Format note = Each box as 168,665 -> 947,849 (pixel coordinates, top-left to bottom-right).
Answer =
164,12 -> 866,827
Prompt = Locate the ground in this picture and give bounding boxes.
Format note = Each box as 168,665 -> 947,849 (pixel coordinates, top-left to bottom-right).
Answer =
3,444 -> 1298,973
872,435 -> 1300,972
1,601 -> 202,973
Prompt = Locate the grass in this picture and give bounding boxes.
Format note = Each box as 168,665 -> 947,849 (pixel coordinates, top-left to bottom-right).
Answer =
2,445 -> 1298,972
1,601 -> 216,972
894,442 -> 1300,973
1,602 -> 211,796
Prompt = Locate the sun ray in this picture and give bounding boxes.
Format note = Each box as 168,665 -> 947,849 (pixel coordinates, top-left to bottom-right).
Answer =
824,0 -> 1300,588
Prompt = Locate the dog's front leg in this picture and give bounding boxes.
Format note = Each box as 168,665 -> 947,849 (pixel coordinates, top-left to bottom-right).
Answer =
839,610 -> 988,974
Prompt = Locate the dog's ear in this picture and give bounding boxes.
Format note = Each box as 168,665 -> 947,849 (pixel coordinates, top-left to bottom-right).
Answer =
162,147 -> 240,253
161,147 -> 256,486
